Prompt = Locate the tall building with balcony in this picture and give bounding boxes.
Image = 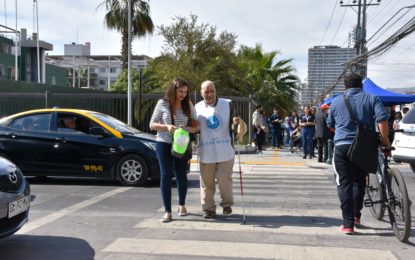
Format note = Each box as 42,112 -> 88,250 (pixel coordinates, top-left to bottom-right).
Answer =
306,45 -> 356,104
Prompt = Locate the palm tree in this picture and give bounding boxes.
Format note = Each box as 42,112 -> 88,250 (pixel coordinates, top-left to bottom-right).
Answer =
236,44 -> 298,112
98,0 -> 154,69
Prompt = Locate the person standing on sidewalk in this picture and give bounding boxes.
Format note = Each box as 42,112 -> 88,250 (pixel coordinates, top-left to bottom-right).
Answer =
315,104 -> 330,163
196,80 -> 235,219
299,106 -> 315,159
150,78 -> 199,223
269,107 -> 283,148
252,105 -> 265,152
327,73 -> 390,234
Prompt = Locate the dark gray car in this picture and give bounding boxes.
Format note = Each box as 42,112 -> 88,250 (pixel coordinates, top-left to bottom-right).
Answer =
0,156 -> 30,239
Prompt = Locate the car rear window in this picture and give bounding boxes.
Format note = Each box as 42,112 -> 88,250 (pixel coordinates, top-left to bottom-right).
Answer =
402,108 -> 415,124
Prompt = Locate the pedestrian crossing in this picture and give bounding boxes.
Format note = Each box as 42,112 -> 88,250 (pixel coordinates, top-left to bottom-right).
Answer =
101,160 -> 398,259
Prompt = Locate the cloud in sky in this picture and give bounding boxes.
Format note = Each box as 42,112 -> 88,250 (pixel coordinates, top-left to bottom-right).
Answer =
1,0 -> 414,89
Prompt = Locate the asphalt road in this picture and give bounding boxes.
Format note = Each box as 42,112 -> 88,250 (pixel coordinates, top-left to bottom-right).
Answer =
0,149 -> 414,260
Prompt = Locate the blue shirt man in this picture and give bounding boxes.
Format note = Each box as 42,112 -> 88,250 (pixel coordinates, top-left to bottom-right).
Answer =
326,73 -> 390,235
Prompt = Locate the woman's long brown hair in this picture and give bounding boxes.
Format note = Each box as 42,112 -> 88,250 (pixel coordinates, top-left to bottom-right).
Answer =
164,78 -> 191,118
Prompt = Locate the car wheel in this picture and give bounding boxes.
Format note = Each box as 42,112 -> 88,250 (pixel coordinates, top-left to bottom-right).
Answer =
410,163 -> 415,173
116,154 -> 148,186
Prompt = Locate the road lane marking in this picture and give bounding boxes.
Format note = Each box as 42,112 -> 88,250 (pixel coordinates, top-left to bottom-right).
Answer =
103,238 -> 395,259
17,187 -> 132,234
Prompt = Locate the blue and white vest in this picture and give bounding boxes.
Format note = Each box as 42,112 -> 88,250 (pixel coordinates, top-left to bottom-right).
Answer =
196,98 -> 234,163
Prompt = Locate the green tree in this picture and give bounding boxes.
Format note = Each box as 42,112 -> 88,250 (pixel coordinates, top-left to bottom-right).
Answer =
147,15 -> 240,94
98,0 -> 154,69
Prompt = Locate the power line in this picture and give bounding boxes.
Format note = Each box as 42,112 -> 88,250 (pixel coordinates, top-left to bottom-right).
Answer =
367,7 -> 413,47
313,17 -> 415,104
319,0 -> 338,45
330,4 -> 349,44
367,0 -> 396,26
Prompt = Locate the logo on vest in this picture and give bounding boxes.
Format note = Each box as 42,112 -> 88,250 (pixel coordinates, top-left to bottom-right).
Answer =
207,115 -> 221,129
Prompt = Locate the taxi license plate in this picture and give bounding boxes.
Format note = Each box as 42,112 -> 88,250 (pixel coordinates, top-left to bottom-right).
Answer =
8,196 -> 29,218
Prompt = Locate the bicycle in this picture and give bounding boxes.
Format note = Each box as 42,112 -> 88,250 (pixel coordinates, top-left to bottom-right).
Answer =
364,145 -> 412,242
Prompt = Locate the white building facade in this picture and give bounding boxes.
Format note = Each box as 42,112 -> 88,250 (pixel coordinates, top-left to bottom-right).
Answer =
46,42 -> 149,91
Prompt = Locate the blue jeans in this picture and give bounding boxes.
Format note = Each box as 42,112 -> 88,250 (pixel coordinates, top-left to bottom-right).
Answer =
271,127 -> 281,147
156,142 -> 188,213
301,127 -> 314,156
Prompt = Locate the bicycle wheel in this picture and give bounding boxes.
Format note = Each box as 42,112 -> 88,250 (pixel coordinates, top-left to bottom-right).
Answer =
388,168 -> 411,242
366,172 -> 385,220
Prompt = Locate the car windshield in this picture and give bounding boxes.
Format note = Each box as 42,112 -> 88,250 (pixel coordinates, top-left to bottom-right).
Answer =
402,108 -> 415,124
89,112 -> 141,134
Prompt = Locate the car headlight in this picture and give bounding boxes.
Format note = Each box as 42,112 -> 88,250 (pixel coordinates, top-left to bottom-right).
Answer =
143,141 -> 156,151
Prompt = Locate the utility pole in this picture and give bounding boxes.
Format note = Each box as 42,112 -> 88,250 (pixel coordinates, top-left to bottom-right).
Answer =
340,0 -> 381,77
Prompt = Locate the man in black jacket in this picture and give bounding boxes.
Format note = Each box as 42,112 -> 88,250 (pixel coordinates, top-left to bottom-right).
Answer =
314,104 -> 329,163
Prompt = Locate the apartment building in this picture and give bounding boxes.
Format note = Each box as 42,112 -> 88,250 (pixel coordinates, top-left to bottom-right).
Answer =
305,45 -> 356,105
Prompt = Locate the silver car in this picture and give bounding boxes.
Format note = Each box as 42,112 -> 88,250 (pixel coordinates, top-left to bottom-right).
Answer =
0,156 -> 30,239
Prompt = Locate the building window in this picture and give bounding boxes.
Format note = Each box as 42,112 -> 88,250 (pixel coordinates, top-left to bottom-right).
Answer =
99,67 -> 106,73
0,64 -> 4,77
110,67 -> 117,73
89,68 -> 95,73
99,79 -> 106,85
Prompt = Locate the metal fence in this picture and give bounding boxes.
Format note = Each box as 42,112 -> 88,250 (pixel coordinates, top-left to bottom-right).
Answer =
0,91 -> 256,140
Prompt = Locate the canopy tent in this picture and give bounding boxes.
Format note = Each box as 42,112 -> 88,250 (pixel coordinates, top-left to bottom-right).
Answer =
321,78 -> 415,106
363,78 -> 415,105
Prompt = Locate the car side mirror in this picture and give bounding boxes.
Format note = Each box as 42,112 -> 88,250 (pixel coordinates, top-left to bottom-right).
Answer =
89,127 -> 110,137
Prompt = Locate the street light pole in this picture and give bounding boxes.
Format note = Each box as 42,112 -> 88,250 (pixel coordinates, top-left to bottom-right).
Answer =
35,0 -> 40,83
127,0 -> 132,126
14,0 -> 18,81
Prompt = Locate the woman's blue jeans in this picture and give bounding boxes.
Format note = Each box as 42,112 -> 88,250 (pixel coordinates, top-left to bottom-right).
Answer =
301,127 -> 314,156
156,142 -> 188,213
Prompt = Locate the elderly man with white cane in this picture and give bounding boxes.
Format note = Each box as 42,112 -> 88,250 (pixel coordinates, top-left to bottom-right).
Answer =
196,80 -> 237,219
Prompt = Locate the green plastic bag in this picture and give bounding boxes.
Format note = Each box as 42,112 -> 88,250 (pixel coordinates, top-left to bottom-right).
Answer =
172,128 -> 192,159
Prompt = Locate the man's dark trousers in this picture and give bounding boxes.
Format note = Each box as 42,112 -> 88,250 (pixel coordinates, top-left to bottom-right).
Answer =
317,137 -> 328,162
333,144 -> 366,228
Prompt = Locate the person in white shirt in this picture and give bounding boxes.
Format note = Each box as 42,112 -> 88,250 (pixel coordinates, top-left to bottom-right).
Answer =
196,80 -> 234,219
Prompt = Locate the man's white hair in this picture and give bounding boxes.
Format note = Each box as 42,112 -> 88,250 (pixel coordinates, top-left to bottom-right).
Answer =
201,80 -> 215,90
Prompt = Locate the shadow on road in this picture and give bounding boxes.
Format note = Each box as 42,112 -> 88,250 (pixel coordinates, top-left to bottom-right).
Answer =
26,176 -> 160,188
0,234 -> 95,260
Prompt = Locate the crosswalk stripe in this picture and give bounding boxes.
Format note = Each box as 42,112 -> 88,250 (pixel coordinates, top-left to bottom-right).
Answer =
142,206 -> 376,236
103,238 -> 395,259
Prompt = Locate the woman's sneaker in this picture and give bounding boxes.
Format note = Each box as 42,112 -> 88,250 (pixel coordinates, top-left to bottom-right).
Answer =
161,212 -> 172,223
178,205 -> 187,216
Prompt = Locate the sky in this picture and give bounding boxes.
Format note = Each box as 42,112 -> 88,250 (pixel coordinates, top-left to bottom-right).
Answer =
1,0 -> 414,89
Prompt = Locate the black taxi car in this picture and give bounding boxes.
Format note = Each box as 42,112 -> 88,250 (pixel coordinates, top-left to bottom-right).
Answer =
0,108 -> 159,186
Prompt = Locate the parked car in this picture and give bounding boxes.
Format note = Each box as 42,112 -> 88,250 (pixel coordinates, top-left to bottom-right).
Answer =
0,108 -> 160,186
0,156 -> 30,239
392,107 -> 415,173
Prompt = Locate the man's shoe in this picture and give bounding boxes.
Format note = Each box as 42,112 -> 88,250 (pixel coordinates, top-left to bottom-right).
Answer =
223,207 -> 232,215
338,225 -> 354,235
202,210 -> 216,219
178,205 -> 187,216
303,155 -> 307,159
354,217 -> 361,226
